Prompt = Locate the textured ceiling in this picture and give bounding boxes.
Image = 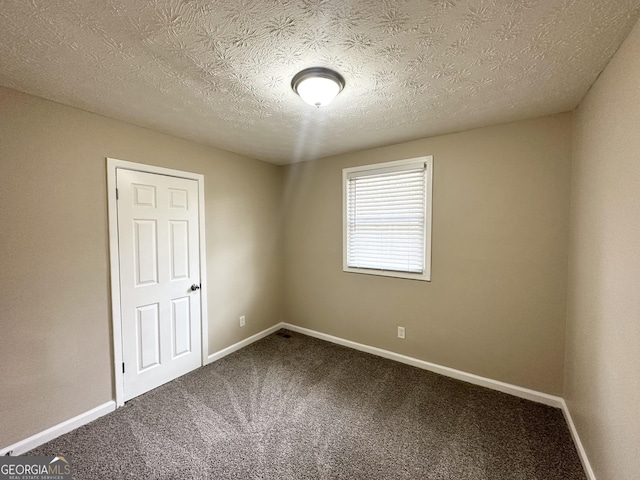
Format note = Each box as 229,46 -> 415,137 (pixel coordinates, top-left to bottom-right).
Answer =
1,0 -> 639,164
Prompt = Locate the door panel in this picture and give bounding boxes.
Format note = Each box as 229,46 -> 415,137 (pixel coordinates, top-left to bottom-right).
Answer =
171,296 -> 192,358
169,221 -> 189,280
134,220 -> 158,286
168,188 -> 188,209
137,303 -> 160,371
117,169 -> 202,401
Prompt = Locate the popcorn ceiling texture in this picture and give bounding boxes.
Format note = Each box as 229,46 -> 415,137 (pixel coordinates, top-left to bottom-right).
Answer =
1,0 -> 638,164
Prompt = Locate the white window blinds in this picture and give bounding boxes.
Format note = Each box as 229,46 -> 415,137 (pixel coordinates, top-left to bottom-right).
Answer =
346,161 -> 427,274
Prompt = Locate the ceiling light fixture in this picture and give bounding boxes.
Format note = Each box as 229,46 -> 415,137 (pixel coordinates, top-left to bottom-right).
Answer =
291,67 -> 345,108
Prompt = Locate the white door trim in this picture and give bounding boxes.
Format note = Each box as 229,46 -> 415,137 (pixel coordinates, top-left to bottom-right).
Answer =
106,158 -> 208,407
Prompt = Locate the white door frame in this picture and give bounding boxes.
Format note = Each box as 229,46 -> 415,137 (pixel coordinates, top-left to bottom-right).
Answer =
106,157 -> 208,407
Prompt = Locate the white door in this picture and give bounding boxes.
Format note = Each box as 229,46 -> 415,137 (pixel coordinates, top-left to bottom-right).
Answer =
116,168 -> 202,401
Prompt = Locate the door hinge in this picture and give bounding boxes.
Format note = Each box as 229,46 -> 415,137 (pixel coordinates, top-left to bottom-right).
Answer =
122,362 -> 125,374
116,188 -> 119,200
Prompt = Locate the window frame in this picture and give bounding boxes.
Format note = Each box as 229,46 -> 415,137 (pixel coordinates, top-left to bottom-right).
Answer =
342,156 -> 433,282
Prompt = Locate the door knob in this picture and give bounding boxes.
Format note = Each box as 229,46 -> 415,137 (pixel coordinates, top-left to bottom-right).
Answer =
190,284 -> 200,291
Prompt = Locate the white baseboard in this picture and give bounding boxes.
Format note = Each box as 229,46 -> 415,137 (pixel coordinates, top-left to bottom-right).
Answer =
207,324 -> 283,364
0,401 -> 116,456
1,324 -> 592,480
0,325 -> 279,457
560,399 -> 596,480
281,322 -> 563,408
281,323 -> 597,478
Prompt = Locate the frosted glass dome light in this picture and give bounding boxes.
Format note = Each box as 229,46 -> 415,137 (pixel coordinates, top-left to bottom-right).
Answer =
291,67 -> 345,107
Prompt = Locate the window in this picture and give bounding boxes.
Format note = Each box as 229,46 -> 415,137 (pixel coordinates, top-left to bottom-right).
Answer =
343,156 -> 433,281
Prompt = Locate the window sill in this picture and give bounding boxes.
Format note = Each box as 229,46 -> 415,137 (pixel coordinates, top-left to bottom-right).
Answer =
343,266 -> 431,282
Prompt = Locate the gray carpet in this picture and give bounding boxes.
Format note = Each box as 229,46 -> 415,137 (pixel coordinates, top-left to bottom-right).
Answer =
30,330 -> 586,479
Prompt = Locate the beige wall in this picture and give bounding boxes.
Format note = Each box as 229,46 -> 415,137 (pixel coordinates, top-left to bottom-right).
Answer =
566,18 -> 640,480
0,86 -> 283,447
282,113 -> 572,395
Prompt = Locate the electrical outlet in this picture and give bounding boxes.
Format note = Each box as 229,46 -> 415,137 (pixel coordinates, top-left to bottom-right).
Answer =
397,326 -> 405,339
239,315 -> 246,327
